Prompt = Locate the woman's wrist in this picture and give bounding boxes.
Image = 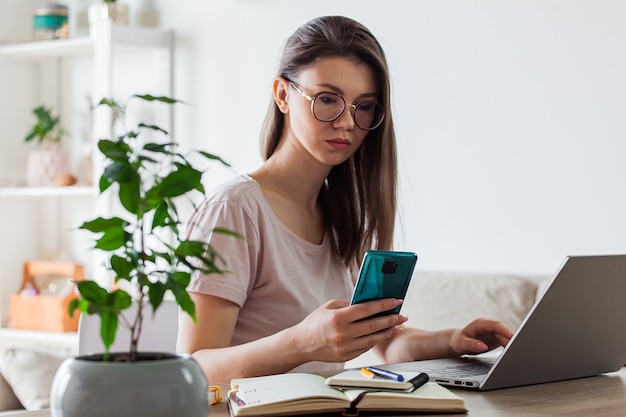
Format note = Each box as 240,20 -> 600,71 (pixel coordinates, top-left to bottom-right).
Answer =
404,327 -> 458,361
279,325 -> 311,368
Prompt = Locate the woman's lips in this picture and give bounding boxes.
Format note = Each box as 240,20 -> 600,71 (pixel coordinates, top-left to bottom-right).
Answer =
326,139 -> 351,150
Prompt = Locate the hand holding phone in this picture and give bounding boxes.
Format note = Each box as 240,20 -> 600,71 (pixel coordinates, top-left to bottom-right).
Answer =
350,250 -> 418,319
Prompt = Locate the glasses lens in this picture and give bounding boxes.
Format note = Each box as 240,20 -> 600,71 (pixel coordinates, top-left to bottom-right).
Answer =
312,93 -> 345,122
354,102 -> 385,130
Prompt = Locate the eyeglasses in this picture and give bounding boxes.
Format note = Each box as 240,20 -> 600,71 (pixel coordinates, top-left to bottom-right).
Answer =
289,81 -> 385,131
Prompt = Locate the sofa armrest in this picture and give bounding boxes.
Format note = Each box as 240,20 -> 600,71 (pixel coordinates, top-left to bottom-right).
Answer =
0,373 -> 22,412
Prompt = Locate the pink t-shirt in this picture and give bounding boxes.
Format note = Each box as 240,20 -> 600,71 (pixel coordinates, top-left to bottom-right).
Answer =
186,175 -> 356,372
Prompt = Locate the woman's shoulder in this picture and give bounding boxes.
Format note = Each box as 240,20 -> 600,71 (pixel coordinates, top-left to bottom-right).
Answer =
205,174 -> 264,208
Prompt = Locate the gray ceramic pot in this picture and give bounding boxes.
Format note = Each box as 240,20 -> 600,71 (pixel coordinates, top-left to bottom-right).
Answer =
50,352 -> 209,417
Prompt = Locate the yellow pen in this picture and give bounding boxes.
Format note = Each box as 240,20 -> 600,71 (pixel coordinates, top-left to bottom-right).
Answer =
360,367 -> 375,379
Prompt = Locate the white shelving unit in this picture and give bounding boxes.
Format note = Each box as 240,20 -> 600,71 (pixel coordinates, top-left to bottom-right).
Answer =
0,21 -> 173,346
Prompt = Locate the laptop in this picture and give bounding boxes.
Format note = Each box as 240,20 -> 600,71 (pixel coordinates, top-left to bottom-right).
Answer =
384,254 -> 626,390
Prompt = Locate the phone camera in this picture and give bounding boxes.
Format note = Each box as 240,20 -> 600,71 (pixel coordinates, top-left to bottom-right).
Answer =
381,261 -> 398,274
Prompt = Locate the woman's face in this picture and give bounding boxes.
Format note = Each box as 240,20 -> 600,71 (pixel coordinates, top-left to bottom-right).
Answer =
281,56 -> 378,167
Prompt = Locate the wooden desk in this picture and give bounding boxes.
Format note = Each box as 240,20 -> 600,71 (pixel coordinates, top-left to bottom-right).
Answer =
13,367 -> 626,417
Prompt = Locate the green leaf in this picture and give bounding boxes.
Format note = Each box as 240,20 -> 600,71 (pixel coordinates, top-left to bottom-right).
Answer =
97,98 -> 124,114
76,281 -> 109,304
148,283 -> 167,311
94,227 -> 129,251
213,227 -> 245,239
171,288 -> 196,322
103,161 -> 137,184
68,298 -> 80,317
138,123 -> 169,136
158,165 -> 202,198
137,154 -> 159,164
175,240 -> 207,258
170,271 -> 191,287
198,150 -> 231,167
143,142 -> 175,154
118,180 -> 141,214
110,255 -> 134,281
99,174 -> 113,193
151,202 -> 170,229
80,217 -> 128,233
98,139 -> 130,162
133,94 -> 181,104
110,289 -> 133,310
100,310 -> 118,359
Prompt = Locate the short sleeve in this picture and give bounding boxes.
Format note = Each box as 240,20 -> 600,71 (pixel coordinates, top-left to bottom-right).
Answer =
186,196 -> 261,308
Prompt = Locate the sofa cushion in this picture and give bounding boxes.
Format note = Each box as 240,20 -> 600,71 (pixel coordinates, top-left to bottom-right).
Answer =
0,348 -> 67,410
405,271 -> 540,331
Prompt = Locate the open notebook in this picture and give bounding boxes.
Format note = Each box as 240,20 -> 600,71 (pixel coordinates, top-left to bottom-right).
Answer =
227,372 -> 466,416
383,254 -> 626,390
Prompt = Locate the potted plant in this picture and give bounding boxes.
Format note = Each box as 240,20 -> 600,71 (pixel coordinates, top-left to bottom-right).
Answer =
49,94 -> 234,417
23,105 -> 72,186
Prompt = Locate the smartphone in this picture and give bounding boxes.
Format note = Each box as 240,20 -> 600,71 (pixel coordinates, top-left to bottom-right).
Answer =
350,250 -> 418,318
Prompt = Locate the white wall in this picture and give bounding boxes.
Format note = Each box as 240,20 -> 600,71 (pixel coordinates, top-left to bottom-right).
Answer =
3,0 -> 626,275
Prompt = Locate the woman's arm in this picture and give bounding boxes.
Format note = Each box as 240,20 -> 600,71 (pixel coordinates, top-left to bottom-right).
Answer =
177,292 -> 409,383
177,292 -> 303,382
373,318 -> 514,363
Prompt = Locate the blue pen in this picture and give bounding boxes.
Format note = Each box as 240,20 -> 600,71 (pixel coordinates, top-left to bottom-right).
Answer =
366,367 -> 404,382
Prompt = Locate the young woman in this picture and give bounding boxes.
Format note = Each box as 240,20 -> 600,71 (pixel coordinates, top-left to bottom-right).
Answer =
177,15 -> 513,383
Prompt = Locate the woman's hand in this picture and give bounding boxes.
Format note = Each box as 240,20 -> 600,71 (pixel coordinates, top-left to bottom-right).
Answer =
285,298 -> 408,364
449,318 -> 514,355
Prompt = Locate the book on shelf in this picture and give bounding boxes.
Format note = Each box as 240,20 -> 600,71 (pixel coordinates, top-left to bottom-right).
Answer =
227,372 -> 467,416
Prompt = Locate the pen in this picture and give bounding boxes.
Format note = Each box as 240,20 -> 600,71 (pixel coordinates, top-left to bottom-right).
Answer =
360,367 -> 375,379
366,367 -> 404,382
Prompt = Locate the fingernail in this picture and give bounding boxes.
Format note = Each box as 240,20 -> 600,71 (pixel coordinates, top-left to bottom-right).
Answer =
476,342 -> 488,351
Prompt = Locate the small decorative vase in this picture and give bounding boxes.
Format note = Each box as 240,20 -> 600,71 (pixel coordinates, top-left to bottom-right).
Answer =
50,352 -> 209,417
25,145 -> 70,186
32,1 -> 69,41
88,1 -> 129,31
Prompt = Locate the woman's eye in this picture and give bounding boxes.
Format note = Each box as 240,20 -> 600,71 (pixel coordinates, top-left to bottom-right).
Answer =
318,94 -> 340,106
358,102 -> 375,112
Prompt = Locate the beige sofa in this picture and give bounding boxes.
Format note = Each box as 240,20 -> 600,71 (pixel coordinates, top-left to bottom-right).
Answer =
0,270 -> 549,414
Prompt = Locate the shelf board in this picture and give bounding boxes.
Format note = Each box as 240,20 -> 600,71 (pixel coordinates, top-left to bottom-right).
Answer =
0,327 -> 78,346
0,185 -> 97,198
0,37 -> 93,60
0,25 -> 171,61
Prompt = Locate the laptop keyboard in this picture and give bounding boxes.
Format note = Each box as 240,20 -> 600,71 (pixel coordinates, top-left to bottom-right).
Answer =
425,362 -> 493,378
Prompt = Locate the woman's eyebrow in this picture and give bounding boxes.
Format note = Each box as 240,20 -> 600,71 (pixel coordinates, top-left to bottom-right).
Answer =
317,83 -> 378,99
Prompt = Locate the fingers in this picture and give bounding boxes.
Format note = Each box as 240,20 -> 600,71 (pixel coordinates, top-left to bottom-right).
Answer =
329,298 -> 408,340
335,321 -> 404,362
342,298 -> 408,340
323,299 -> 351,309
345,298 -> 405,322
466,318 -> 514,340
452,318 -> 515,355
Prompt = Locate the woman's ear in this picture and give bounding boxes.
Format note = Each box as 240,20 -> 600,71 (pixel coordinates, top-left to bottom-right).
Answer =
273,77 -> 290,114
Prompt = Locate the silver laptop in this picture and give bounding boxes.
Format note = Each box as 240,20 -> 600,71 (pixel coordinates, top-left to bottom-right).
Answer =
385,254 -> 626,390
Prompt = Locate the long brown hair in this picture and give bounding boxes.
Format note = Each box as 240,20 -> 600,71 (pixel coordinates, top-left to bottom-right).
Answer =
260,16 -> 397,266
